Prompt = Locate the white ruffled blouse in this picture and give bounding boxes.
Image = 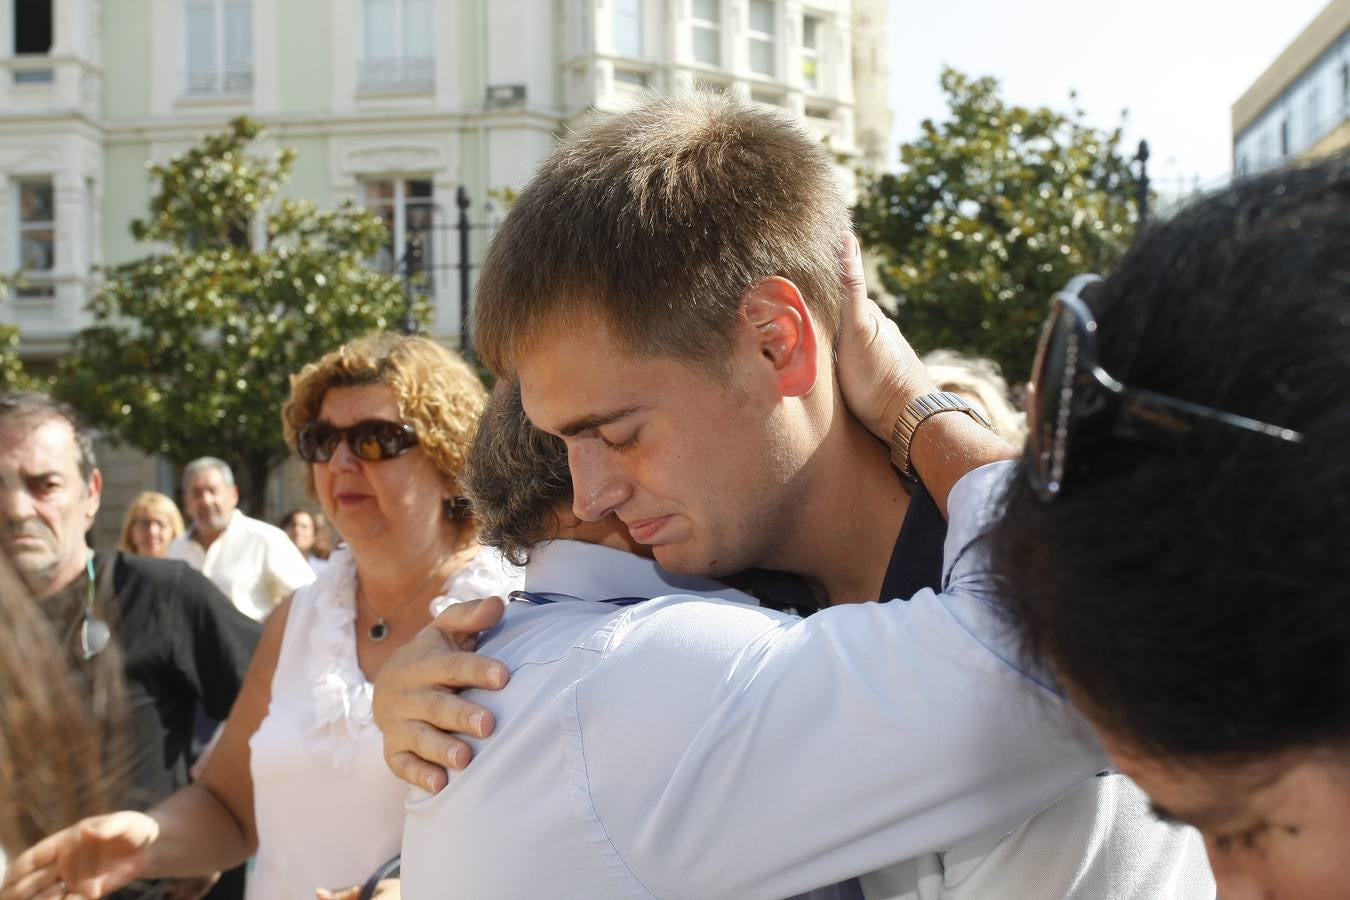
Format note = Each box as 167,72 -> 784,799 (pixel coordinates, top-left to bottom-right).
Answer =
246,546 -> 523,900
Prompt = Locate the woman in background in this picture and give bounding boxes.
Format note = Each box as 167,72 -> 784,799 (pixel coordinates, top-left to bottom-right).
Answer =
117,492 -> 185,559
280,509 -> 327,574
5,333 -> 523,900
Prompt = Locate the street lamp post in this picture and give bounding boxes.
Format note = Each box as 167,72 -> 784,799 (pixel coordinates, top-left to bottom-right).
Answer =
399,233 -> 423,336
456,186 -> 472,356
1134,140 -> 1151,227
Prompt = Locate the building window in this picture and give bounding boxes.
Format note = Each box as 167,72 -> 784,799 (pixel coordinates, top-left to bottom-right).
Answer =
1342,61 -> 1349,112
12,0 -> 54,84
748,0 -> 775,77
1306,86 -> 1321,144
690,0 -> 721,66
14,1 -> 52,54
1279,118 -> 1289,157
361,0 -> 434,90
573,0 -> 592,56
612,0 -> 641,57
364,179 -> 435,280
801,14 -> 821,91
18,180 -> 55,274
613,67 -> 648,87
184,0 -> 253,95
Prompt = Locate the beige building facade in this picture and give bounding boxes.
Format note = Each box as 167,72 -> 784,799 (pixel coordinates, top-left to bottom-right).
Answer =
1232,0 -> 1350,176
2,0 -> 893,543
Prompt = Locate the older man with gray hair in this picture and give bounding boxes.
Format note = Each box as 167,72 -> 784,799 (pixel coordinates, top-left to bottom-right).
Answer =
167,457 -> 313,621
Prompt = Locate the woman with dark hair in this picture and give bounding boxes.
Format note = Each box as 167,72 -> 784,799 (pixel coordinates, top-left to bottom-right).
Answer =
992,152 -> 1348,897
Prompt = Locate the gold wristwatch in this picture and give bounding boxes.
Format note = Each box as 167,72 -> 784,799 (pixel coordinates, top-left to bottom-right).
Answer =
889,391 -> 994,480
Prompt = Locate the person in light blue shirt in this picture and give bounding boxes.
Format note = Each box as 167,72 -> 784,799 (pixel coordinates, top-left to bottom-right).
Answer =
375,92 -> 1211,899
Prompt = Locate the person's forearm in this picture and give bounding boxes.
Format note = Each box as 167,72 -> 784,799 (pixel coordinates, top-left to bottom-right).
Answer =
907,413 -> 1015,519
143,784 -> 255,878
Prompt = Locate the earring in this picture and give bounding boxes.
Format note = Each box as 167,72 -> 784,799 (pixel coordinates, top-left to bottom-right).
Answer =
444,496 -> 473,519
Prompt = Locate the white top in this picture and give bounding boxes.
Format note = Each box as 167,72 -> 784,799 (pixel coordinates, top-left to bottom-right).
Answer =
167,510 -> 315,621
247,546 -> 523,900
861,773 -> 1213,899
400,462 -> 1166,899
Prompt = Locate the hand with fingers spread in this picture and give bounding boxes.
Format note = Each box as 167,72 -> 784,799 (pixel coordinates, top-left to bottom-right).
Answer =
372,596 -> 511,792
0,812 -> 158,900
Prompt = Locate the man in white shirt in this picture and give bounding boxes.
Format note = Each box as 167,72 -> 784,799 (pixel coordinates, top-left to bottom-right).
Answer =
168,457 -> 313,621
378,93 -> 1212,898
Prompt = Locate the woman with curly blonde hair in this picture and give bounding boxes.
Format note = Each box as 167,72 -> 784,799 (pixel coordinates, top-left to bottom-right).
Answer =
117,492 -> 185,558
15,333 -> 523,900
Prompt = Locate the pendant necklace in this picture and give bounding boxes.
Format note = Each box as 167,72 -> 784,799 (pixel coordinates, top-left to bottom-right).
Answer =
356,585 -> 418,642
355,545 -> 478,642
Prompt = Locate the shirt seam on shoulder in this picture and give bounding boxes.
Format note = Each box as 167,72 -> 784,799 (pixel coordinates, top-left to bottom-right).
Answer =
561,679 -> 659,898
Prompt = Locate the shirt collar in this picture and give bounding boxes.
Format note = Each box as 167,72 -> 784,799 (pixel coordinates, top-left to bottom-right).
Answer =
524,539 -> 757,606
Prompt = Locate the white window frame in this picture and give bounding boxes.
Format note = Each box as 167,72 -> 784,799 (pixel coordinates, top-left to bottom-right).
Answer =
360,0 -> 434,91
801,13 -> 822,92
690,0 -> 721,67
182,0 -> 253,96
17,178 -> 56,275
363,178 -> 436,278
747,0 -> 776,78
612,0 -> 642,58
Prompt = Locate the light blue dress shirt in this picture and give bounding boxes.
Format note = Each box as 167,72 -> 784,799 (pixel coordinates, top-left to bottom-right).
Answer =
401,462 -> 1111,899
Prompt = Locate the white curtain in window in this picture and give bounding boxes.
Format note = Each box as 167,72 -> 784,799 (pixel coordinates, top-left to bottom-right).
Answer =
691,0 -> 720,65
185,0 -> 215,75
224,0 -> 252,68
404,0 -> 432,59
748,0 -> 774,75
613,0 -> 641,57
365,0 -> 396,59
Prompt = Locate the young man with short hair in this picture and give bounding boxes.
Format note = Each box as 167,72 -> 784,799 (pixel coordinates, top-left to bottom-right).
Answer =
377,94 -> 1211,898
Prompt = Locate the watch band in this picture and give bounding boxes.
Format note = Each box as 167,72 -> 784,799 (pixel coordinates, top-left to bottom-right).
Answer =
889,391 -> 994,480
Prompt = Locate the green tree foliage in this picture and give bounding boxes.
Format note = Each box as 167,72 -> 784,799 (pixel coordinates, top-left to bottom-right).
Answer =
0,325 -> 34,393
854,68 -> 1139,384
0,278 -> 36,393
57,117 -> 423,513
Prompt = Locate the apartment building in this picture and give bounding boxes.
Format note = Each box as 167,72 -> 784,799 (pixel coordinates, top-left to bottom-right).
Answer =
1232,0 -> 1350,176
1,0 -> 892,535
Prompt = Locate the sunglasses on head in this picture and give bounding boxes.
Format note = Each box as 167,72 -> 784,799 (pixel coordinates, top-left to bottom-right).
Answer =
295,419 -> 419,464
1027,274 -> 1304,501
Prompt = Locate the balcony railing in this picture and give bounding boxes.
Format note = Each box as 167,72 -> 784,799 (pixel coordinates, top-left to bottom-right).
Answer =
184,64 -> 253,97
359,56 -> 434,92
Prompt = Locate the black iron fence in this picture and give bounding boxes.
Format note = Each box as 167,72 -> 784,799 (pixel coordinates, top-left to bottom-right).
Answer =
392,186 -> 503,356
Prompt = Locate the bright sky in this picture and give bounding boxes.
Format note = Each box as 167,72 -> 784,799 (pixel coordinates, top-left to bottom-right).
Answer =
886,0 -> 1333,194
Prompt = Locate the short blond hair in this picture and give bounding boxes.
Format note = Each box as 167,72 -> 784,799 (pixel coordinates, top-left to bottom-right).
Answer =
922,350 -> 1027,446
473,91 -> 851,377
117,491 -> 186,554
282,333 -> 488,503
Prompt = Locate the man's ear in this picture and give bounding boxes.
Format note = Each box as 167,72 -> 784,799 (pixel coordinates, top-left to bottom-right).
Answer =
741,277 -> 819,398
84,469 -> 103,528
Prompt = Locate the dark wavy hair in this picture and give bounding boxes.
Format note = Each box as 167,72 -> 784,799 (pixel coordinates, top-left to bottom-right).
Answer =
992,151 -> 1350,763
461,381 -> 572,566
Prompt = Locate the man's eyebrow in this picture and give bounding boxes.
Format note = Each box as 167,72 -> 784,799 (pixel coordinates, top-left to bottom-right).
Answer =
556,406 -> 644,438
